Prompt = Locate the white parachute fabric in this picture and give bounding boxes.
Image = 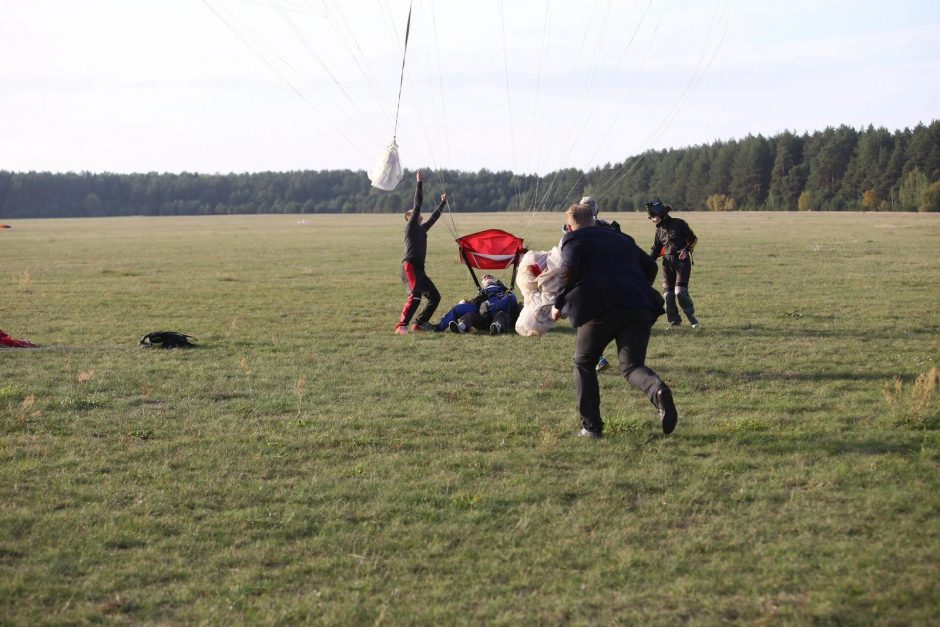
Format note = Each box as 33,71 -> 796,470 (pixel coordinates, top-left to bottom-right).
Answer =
369,140 -> 404,191
515,246 -> 565,336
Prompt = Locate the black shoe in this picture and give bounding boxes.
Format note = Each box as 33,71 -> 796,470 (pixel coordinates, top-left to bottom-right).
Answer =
656,387 -> 678,435
448,320 -> 460,333
489,322 -> 503,335
576,427 -> 602,439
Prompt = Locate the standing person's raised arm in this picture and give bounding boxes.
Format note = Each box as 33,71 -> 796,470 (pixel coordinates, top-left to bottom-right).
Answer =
423,192 -> 447,231
408,170 -> 424,223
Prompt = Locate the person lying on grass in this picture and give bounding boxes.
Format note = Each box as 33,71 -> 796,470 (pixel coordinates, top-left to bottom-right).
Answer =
435,274 -> 520,336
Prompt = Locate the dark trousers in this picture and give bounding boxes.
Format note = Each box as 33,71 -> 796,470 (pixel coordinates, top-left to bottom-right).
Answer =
662,257 -> 695,324
460,309 -> 511,332
573,308 -> 665,433
398,262 -> 441,326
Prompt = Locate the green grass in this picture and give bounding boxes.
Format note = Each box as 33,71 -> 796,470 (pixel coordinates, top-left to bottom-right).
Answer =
1,211 -> 939,624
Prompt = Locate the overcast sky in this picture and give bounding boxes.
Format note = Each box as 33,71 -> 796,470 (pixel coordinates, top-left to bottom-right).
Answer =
2,0 -> 937,175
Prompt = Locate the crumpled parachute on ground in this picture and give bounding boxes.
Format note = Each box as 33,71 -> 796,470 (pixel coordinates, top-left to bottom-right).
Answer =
514,246 -> 565,336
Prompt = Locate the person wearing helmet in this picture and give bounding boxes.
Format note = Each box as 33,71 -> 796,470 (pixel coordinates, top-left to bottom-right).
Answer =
437,273 -> 520,335
647,199 -> 700,328
395,170 -> 448,334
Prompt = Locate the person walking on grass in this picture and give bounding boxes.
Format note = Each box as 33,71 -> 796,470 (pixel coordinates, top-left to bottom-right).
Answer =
396,170 -> 448,335
647,199 -> 700,329
551,203 -> 678,439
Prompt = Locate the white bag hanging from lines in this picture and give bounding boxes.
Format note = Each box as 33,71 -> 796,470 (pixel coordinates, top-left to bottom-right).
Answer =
369,139 -> 404,191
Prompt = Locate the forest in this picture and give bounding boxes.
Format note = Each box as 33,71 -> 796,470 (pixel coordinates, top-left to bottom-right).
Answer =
2,122 -> 938,219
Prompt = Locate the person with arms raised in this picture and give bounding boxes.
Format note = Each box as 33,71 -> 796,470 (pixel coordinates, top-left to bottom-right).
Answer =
395,170 -> 447,334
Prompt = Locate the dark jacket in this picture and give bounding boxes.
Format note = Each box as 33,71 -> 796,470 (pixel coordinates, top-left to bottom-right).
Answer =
554,225 -> 660,328
403,181 -> 446,269
650,215 -> 697,259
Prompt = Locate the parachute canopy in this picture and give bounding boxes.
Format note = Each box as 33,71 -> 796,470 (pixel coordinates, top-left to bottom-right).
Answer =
456,229 -> 526,291
457,229 -> 526,270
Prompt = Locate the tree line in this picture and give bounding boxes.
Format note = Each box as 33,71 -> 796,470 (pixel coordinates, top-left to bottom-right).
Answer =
1,122 -> 937,219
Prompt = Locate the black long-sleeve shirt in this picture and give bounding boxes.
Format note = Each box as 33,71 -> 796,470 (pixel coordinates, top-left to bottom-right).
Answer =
402,181 -> 445,269
650,215 -> 697,259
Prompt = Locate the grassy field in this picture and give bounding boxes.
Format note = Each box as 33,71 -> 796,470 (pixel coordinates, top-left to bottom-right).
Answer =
1,211 -> 939,625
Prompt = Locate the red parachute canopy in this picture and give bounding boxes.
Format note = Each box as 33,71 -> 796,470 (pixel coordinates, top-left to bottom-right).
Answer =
456,229 -> 526,290
456,229 -> 526,270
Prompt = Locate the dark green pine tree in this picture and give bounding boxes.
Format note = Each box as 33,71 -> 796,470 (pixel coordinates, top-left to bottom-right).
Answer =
906,121 -> 940,181
842,125 -> 894,208
730,134 -> 773,209
804,125 -> 858,210
709,140 -> 737,198
767,131 -> 805,210
881,130 -> 909,208
685,147 -> 712,210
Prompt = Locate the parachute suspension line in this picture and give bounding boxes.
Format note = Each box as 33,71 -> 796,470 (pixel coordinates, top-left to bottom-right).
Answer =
522,0 -> 612,225
390,4 -> 445,177
527,0 -> 553,213
429,2 -> 460,240
643,0 -> 733,150
529,0 -> 606,199
390,4 -> 456,238
371,0 -> 443,205
200,0 -> 373,161
554,0 -> 673,209
497,0 -> 530,219
271,0 -> 386,144
392,1 -> 414,141
519,0 -> 555,241
420,2 -> 458,240
592,0 -> 733,199
498,0 -> 519,175
545,0 -> 655,215
523,0 -> 610,230
324,1 -> 394,122
544,0 -> 614,190
498,0 -> 531,227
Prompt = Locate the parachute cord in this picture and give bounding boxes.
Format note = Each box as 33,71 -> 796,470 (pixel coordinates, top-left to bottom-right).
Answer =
642,0 -> 733,150
430,3 -> 454,201
498,0 -> 519,174
557,0 -> 662,204
592,0 -> 733,199
544,0 -> 662,216
324,1 -> 394,122
392,1 -> 414,140
200,0 -> 373,161
272,0 -> 385,142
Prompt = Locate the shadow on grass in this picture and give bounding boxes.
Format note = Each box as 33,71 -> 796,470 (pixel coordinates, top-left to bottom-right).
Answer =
713,322 -> 939,341
683,429 -> 925,458
683,366 -> 907,383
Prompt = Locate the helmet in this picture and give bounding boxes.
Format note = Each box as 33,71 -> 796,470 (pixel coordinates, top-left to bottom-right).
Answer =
579,196 -> 599,219
645,199 -> 669,218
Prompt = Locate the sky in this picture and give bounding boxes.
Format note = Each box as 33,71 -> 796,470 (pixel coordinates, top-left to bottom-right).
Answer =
1,0 -> 938,176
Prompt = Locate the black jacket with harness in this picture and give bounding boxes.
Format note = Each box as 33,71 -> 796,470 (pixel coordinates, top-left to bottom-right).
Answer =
650,215 -> 697,262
